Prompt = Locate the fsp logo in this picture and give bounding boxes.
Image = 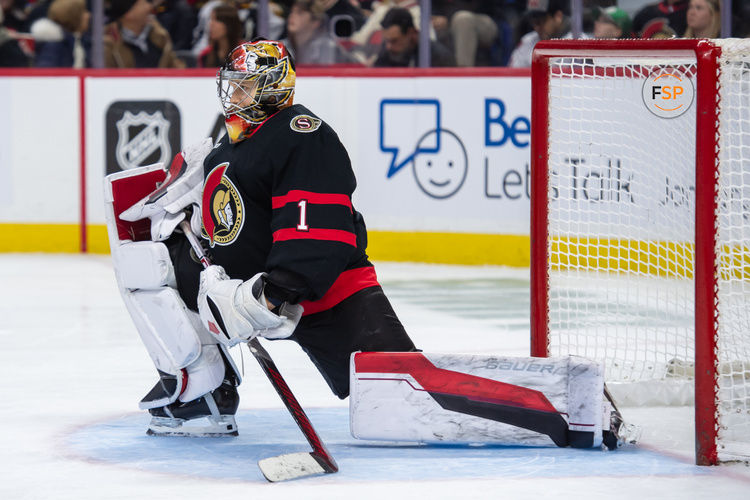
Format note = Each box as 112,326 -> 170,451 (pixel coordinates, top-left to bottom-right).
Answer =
641,71 -> 694,118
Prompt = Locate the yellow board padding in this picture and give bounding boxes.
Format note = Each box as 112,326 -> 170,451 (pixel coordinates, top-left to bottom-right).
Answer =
366,231 -> 530,267
550,236 -> 750,281
0,223 -> 80,253
550,237 -> 695,278
91,226 -> 531,266
86,225 -> 111,254
2,224 -> 533,266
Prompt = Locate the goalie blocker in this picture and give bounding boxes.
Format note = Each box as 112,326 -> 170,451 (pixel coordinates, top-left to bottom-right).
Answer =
350,352 -> 637,449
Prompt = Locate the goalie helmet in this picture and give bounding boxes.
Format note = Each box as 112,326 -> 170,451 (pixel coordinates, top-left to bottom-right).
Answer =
217,39 -> 296,143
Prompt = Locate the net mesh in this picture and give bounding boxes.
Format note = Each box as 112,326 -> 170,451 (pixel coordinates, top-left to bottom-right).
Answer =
714,39 -> 750,462
543,40 -> 750,462
546,55 -> 697,387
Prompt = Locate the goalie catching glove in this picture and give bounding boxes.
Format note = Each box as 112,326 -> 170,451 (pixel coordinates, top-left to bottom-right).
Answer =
198,266 -> 303,346
119,138 -> 213,241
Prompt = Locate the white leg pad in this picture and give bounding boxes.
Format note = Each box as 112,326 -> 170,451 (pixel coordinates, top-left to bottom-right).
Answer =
350,352 -> 605,448
125,288 -> 202,372
115,241 -> 176,289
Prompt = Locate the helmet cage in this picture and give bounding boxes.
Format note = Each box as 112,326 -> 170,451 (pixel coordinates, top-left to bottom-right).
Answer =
216,45 -> 295,126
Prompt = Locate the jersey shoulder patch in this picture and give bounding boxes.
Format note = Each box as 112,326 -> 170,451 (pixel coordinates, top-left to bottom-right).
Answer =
289,114 -> 322,133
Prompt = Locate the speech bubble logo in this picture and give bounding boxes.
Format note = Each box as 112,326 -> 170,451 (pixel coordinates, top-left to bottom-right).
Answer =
380,99 -> 441,178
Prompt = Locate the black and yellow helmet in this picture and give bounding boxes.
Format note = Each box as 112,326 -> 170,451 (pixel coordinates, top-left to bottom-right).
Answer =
217,39 -> 296,143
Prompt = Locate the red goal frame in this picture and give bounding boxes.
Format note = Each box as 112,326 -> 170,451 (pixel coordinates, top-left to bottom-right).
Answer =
529,39 -> 722,465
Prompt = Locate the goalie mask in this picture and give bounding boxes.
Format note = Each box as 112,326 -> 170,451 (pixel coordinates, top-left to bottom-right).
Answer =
217,40 -> 296,143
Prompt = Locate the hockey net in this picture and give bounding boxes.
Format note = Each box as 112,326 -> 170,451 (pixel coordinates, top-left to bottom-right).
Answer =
530,39 -> 750,465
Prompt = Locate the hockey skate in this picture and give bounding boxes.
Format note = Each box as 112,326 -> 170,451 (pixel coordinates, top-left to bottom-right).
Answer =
602,385 -> 640,450
146,379 -> 240,437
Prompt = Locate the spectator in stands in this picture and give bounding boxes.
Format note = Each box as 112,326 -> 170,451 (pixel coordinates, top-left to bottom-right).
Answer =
0,0 -> 29,32
198,3 -> 243,67
432,0 -> 499,67
155,0 -> 197,52
373,6 -> 454,67
103,0 -> 185,68
733,0 -> 750,38
191,0 -> 222,58
27,0 -> 54,28
592,6 -> 633,39
508,0 -> 568,68
632,0 -> 688,38
315,0 -> 366,34
640,18 -> 677,39
0,6 -> 30,66
348,0 -> 433,67
192,2 -> 286,59
31,0 -> 90,67
682,0 -> 720,39
281,0 -> 354,65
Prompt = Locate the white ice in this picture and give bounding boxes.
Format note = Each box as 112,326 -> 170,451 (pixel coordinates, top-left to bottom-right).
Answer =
1,255 -> 749,500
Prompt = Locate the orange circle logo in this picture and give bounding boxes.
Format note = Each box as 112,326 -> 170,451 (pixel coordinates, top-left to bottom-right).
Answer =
642,71 -> 694,119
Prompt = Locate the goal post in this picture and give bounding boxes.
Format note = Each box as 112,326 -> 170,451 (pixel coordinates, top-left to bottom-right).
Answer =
530,39 -> 750,466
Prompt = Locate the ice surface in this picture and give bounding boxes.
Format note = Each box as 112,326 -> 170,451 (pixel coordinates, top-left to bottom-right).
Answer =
1,255 -> 749,499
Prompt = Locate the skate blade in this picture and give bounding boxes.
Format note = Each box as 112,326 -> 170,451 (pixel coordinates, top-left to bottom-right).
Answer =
147,415 -> 238,437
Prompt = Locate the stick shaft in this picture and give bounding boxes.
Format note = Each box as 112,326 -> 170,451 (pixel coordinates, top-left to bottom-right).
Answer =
248,338 -> 337,471
179,219 -> 337,473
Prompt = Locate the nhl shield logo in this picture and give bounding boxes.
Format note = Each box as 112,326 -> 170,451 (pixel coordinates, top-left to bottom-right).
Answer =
116,111 -> 171,170
105,101 -> 182,175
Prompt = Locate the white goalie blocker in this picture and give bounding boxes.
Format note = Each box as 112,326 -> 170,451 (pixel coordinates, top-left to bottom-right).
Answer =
351,352 -> 622,449
103,148 -> 240,421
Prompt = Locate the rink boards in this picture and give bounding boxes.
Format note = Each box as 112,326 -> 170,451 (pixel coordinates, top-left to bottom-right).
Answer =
0,68 -> 532,265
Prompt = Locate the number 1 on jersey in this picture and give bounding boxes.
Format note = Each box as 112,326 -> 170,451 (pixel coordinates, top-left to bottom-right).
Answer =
297,200 -> 309,231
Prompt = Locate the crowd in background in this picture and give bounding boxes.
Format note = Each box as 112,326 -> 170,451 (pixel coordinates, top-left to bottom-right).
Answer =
1,0 -> 749,68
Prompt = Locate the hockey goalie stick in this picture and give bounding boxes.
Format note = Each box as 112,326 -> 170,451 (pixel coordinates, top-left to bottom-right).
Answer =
180,220 -> 338,482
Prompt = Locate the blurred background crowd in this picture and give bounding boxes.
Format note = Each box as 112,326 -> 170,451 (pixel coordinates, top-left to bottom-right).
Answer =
1,0 -> 749,69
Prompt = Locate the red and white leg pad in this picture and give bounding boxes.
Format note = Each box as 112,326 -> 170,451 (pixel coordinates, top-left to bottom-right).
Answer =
350,352 -> 606,448
104,164 -> 240,412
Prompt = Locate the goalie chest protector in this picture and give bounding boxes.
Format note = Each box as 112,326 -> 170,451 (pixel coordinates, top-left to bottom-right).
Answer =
201,104 -> 373,307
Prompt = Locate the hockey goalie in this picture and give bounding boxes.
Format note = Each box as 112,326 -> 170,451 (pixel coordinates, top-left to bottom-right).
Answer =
103,39 -> 636,450
103,153 -> 635,449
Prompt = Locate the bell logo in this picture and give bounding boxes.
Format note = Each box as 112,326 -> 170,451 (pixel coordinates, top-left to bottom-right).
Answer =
642,71 -> 694,119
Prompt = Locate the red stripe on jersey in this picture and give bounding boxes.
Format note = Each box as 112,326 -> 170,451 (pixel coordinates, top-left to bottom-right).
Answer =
272,190 -> 353,212
272,228 -> 356,246
301,266 -> 380,316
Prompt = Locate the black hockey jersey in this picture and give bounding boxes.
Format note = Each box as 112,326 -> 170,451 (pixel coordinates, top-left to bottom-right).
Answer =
200,104 -> 378,315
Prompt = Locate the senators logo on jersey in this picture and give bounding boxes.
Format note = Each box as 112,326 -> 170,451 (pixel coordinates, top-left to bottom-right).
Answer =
290,114 -> 321,133
202,163 -> 244,247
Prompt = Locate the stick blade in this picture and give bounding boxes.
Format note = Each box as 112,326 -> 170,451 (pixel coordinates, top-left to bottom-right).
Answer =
258,452 -> 337,482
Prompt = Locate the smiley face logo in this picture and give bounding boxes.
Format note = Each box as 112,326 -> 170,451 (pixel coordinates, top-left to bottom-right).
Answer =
411,129 -> 468,199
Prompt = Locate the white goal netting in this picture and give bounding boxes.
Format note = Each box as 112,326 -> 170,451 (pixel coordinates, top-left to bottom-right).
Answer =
541,40 -> 750,463
713,39 -> 750,462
